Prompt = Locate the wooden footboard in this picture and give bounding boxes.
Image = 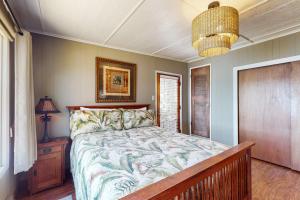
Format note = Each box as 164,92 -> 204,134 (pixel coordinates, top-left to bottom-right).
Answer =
121,141 -> 255,200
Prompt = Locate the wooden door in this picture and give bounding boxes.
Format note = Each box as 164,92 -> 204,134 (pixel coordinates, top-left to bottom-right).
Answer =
238,63 -> 291,168
156,73 -> 181,133
191,66 -> 210,138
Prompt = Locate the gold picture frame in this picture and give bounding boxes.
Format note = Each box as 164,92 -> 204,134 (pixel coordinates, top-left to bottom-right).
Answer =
96,57 -> 136,102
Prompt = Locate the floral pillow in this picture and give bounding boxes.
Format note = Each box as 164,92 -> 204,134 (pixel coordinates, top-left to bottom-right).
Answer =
70,109 -> 122,139
122,109 -> 155,130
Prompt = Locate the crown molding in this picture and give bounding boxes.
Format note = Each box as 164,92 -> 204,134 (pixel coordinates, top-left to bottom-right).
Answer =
29,30 -> 187,63
182,0 -> 269,14
239,0 -> 269,14
28,21 -> 300,64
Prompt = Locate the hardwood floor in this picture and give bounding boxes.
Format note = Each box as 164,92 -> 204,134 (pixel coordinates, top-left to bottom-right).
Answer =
252,159 -> 300,200
16,175 -> 75,200
17,159 -> 300,200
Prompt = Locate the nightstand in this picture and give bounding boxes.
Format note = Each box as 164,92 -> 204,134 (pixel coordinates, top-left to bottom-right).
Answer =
28,137 -> 69,194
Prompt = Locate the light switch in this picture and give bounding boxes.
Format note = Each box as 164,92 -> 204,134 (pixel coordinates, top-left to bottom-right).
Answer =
152,95 -> 155,101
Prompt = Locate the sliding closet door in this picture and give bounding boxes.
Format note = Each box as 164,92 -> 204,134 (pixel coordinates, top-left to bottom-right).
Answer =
191,66 -> 210,138
291,61 -> 300,171
239,63 -> 291,168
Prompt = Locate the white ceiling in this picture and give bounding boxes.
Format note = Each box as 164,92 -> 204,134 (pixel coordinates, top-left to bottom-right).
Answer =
8,0 -> 300,63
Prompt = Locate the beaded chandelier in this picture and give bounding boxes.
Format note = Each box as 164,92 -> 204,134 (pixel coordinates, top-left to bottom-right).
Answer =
192,1 -> 239,57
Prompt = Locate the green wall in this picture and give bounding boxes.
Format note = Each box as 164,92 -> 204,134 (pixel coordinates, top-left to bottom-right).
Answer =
32,33 -> 189,139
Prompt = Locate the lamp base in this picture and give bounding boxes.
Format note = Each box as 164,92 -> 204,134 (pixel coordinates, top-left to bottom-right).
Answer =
40,113 -> 52,143
40,136 -> 52,143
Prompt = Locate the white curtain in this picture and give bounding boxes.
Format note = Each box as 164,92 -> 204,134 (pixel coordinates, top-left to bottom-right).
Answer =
0,2 -> 16,41
14,31 -> 37,174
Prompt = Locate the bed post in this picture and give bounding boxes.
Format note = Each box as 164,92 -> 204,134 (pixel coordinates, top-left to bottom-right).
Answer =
246,148 -> 252,200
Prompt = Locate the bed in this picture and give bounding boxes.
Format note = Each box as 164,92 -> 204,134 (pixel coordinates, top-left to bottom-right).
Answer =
67,104 -> 254,200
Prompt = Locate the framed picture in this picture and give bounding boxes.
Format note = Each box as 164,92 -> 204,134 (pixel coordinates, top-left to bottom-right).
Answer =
96,57 -> 136,102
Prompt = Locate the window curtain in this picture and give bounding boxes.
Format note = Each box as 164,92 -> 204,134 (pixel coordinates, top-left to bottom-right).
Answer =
14,31 -> 37,174
0,2 -> 16,41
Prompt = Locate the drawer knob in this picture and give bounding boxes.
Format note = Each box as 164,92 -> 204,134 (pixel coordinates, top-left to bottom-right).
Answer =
42,147 -> 52,154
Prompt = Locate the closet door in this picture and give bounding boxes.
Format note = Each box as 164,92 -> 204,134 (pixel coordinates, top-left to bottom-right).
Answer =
291,61 -> 300,171
239,63 -> 291,168
191,66 -> 210,138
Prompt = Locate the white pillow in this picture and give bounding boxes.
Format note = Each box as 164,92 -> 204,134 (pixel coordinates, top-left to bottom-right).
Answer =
136,107 -> 147,111
80,106 -> 148,111
80,107 -> 112,111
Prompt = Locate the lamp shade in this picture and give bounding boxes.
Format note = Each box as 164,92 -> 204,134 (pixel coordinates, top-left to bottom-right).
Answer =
35,96 -> 60,114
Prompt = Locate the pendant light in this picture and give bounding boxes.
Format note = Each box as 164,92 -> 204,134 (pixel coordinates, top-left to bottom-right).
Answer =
192,1 -> 239,57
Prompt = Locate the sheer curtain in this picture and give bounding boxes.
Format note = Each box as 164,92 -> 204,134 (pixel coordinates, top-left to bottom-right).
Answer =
14,31 -> 37,174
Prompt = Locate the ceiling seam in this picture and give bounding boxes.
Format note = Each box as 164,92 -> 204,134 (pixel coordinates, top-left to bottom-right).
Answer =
151,35 -> 190,55
181,0 -> 200,12
103,0 -> 146,45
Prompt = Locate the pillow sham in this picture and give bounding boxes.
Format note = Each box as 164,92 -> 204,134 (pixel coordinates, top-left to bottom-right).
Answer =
80,107 -> 112,111
70,109 -> 122,139
80,107 -> 147,111
122,109 -> 155,129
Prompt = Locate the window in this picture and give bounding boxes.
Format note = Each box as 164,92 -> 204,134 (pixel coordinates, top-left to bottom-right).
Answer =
0,29 -> 10,177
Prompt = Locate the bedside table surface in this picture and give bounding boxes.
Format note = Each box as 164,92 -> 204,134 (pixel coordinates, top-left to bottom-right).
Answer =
38,137 -> 69,148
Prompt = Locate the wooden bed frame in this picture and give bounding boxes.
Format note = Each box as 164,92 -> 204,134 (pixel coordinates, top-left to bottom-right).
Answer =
67,104 -> 255,200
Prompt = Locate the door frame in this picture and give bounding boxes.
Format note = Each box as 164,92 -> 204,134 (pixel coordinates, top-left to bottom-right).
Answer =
233,55 -> 300,145
189,64 -> 212,139
155,70 -> 182,133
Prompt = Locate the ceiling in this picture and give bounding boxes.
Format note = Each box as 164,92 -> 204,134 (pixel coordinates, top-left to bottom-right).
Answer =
8,0 -> 300,63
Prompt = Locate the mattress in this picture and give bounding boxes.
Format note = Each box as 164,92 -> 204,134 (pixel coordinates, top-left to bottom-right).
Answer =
70,126 -> 228,200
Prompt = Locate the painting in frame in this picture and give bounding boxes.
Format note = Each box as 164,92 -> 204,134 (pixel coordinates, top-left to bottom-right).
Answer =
96,57 -> 136,102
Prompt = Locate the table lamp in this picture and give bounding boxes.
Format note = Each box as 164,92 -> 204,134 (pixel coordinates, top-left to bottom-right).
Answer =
35,96 -> 60,143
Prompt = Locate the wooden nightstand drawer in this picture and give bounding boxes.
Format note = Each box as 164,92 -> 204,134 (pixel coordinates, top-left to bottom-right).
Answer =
38,145 -> 61,156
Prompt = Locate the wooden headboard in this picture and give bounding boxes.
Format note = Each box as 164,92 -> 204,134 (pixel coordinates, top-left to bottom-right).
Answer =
66,104 -> 150,111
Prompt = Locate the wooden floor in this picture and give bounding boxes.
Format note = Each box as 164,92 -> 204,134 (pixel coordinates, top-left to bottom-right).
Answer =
16,176 -> 75,200
252,159 -> 300,200
17,159 -> 300,200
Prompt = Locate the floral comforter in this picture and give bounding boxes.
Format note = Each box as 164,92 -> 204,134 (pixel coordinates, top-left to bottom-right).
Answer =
71,126 -> 228,200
